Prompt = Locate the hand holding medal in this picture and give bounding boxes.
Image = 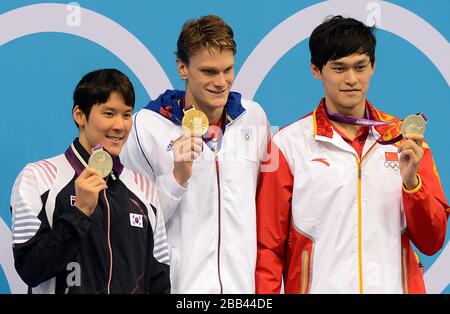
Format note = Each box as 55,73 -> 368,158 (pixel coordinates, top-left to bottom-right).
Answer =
171,107 -> 207,187
398,115 -> 427,190
74,145 -> 111,216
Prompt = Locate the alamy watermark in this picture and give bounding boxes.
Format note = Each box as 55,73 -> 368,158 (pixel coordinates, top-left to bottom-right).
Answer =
66,2 -> 81,27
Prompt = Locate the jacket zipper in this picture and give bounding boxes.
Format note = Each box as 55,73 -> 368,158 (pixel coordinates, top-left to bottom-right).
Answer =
300,250 -> 309,294
355,140 -> 378,294
356,159 -> 363,294
402,248 -> 408,294
103,176 -> 114,294
214,149 -> 224,294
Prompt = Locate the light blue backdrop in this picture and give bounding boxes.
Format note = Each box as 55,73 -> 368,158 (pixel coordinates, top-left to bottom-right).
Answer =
0,0 -> 448,293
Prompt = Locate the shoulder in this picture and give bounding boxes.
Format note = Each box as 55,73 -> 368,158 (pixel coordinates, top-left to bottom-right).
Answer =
120,168 -> 158,207
15,154 -> 67,190
133,108 -> 174,129
273,112 -> 314,144
131,108 -> 179,143
241,98 -> 268,122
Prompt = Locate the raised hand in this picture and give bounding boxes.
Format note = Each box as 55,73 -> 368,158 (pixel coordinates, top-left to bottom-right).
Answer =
74,167 -> 108,216
172,128 -> 204,187
398,134 -> 424,190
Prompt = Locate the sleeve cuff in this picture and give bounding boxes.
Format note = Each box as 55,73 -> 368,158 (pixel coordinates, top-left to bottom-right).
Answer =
403,174 -> 422,194
159,172 -> 188,199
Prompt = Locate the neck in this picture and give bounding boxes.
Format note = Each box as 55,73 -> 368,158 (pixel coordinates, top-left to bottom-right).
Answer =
78,133 -> 93,155
325,98 -> 366,139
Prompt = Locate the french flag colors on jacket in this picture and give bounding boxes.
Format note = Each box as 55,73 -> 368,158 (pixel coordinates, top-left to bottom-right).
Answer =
255,100 -> 448,294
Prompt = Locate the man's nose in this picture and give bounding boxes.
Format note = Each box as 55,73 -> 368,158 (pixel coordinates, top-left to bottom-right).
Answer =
345,69 -> 358,85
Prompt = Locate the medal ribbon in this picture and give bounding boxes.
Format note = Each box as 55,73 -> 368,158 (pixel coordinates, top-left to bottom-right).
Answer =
325,105 -> 427,145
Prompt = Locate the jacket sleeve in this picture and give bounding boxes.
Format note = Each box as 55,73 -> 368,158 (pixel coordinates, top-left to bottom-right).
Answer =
258,118 -> 272,175
146,204 -> 171,294
120,113 -> 186,223
11,165 -> 91,287
402,144 -> 449,255
255,140 -> 293,293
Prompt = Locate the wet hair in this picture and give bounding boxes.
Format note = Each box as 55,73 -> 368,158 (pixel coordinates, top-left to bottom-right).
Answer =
309,15 -> 376,71
176,15 -> 237,63
72,69 -> 135,127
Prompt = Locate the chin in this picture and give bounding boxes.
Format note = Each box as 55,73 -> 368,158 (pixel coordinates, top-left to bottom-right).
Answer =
209,97 -> 228,108
103,145 -> 122,157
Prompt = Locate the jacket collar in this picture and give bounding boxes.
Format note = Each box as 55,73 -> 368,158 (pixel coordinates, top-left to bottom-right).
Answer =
143,89 -> 246,126
64,138 -> 124,177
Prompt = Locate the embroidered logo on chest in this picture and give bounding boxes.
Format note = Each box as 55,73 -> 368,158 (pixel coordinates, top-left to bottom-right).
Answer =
384,152 -> 399,171
241,128 -> 253,142
130,213 -> 144,228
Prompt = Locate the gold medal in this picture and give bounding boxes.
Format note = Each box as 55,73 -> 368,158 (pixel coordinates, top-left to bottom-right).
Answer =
181,108 -> 209,135
401,114 -> 427,137
88,149 -> 113,178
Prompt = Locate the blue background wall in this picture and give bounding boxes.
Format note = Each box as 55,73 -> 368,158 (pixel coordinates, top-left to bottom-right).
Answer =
0,0 -> 448,293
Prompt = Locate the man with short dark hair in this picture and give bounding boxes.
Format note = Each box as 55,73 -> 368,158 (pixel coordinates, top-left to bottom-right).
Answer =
11,69 -> 170,294
120,16 -> 270,293
255,16 -> 448,294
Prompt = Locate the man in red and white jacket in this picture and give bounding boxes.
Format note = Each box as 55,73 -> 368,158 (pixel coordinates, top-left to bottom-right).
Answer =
255,16 -> 448,294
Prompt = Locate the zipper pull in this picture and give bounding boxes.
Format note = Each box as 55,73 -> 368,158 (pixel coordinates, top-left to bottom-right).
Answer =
110,172 -> 116,180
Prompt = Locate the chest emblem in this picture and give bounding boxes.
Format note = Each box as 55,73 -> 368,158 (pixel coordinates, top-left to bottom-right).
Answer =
311,158 -> 330,167
241,128 -> 253,142
130,213 -> 144,228
384,152 -> 399,171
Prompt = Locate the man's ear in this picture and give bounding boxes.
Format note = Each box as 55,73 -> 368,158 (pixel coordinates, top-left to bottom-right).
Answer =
73,105 -> 85,127
311,63 -> 322,80
176,59 -> 188,80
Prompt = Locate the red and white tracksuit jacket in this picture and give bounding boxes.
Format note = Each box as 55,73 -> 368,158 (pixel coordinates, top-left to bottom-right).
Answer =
256,100 -> 448,294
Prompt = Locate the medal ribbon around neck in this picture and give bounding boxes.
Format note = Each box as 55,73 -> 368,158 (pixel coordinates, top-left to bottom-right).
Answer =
325,105 -> 427,145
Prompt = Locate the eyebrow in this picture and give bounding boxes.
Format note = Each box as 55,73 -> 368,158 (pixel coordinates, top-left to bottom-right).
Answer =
200,64 -> 234,71
330,59 -> 370,66
100,105 -> 132,112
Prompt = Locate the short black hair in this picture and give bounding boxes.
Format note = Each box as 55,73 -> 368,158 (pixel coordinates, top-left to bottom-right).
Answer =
73,69 -> 135,126
309,15 -> 376,71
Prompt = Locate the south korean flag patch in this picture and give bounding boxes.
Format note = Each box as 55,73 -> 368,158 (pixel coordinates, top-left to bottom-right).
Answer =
130,213 -> 143,228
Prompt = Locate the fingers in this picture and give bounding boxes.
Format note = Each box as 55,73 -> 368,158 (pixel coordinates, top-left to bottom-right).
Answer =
398,138 -> 424,160
399,148 -> 415,163
173,130 -> 204,161
404,133 -> 424,148
181,126 -> 203,138
85,175 -> 107,188
76,168 -> 108,190
92,181 -> 108,194
79,167 -> 102,179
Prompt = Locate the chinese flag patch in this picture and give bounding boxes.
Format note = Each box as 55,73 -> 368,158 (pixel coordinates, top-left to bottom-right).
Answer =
385,152 -> 399,161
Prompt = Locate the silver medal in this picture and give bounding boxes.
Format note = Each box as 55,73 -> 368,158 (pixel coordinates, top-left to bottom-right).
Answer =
88,149 -> 113,178
401,114 -> 427,137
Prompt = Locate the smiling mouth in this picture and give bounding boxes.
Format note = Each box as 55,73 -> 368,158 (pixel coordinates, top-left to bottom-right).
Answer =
207,89 -> 226,95
106,135 -> 124,143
